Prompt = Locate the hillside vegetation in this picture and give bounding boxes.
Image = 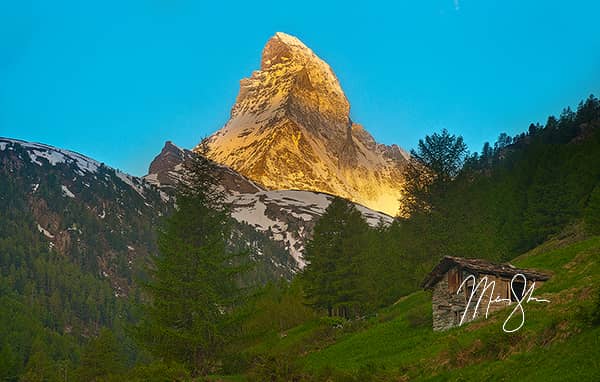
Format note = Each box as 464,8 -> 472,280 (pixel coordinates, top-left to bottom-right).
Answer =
238,232 -> 600,381
0,96 -> 598,380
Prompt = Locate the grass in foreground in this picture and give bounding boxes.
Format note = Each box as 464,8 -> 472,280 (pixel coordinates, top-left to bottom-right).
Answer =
233,235 -> 600,381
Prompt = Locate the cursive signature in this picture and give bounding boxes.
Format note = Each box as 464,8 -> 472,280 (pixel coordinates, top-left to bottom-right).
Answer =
457,273 -> 550,332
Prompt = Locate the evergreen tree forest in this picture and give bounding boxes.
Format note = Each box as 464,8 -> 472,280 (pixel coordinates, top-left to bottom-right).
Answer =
300,95 -> 600,317
0,96 -> 598,379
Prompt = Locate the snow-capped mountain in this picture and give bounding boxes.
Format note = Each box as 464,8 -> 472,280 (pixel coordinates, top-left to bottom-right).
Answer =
203,32 -> 408,216
0,137 -> 295,293
146,141 -> 393,269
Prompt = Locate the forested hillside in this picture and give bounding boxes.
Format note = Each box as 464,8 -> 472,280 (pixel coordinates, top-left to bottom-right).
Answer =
0,140 -> 167,379
395,95 -> 600,281
0,139 -> 293,380
0,95 -> 598,380
292,95 -> 600,317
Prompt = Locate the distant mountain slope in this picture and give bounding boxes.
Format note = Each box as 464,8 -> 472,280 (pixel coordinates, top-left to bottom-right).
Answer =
146,141 -> 394,269
203,32 -> 408,216
0,137 -> 297,293
0,137 -> 168,296
228,190 -> 392,268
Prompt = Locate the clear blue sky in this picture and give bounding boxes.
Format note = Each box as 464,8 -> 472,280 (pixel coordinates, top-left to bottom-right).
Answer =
1,1 -> 599,176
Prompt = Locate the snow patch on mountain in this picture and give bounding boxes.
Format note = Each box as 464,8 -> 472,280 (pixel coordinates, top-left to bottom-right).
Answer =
61,185 -> 75,198
228,190 -> 393,268
115,170 -> 147,199
1,137 -> 101,174
0,137 -> 164,202
36,224 -> 55,239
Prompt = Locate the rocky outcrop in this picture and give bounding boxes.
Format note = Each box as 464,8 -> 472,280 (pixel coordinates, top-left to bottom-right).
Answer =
147,141 -> 187,186
145,141 -> 264,194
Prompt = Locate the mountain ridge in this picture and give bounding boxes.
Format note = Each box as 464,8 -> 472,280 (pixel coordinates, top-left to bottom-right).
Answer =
0,137 -> 297,291
146,140 -> 393,268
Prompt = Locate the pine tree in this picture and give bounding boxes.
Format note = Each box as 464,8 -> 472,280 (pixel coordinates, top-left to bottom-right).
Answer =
20,338 -> 58,382
400,128 -> 468,216
77,328 -> 124,381
301,197 -> 370,318
135,141 -> 242,376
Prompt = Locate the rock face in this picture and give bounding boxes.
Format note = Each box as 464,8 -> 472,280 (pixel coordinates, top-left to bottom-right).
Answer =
146,141 -> 187,187
203,32 -> 408,216
146,141 -> 393,269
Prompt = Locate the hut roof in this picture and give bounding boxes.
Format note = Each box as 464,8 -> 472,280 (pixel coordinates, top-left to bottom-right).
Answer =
421,256 -> 551,290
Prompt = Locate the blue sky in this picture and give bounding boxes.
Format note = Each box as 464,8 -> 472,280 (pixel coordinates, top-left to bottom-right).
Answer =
1,0 -> 599,176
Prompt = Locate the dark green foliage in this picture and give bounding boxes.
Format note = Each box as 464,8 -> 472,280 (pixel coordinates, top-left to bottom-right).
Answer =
76,328 -> 125,381
242,280 -> 315,337
584,184 -> 600,235
127,361 -> 190,382
400,128 -> 468,216
247,354 -> 305,382
301,197 -> 371,318
135,142 -> 244,376
394,94 -> 600,290
590,288 -> 600,326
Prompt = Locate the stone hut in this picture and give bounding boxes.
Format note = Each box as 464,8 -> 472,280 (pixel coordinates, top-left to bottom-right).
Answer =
422,256 -> 550,331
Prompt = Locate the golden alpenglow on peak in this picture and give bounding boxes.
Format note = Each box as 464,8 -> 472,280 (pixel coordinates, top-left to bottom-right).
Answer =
202,32 -> 408,216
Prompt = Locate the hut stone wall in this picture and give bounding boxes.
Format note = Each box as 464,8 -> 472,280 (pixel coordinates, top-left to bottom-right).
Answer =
431,266 -> 544,331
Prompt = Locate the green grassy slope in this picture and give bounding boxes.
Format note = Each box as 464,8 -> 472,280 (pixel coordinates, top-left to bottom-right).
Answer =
240,234 -> 600,381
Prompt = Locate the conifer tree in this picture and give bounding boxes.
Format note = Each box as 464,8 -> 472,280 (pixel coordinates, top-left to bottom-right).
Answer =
301,197 -> 369,318
400,128 -> 467,216
135,141 -> 241,376
77,328 -> 124,381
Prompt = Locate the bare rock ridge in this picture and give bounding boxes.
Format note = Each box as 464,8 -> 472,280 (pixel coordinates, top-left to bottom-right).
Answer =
146,141 -> 264,194
203,32 -> 408,216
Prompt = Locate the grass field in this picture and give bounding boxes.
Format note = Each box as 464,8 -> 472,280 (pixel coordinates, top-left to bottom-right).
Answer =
214,234 -> 600,381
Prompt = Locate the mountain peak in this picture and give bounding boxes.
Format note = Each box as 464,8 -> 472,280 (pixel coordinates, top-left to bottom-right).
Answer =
203,33 -> 408,215
261,32 -> 310,69
273,32 -> 307,48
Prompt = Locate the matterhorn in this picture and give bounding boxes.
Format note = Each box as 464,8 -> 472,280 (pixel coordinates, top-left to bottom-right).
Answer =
203,32 -> 408,216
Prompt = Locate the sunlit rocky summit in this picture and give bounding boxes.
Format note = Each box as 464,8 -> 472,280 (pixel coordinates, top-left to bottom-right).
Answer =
203,32 -> 408,215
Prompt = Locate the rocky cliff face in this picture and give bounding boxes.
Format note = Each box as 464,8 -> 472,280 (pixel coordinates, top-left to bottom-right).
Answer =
204,32 -> 408,216
146,141 -> 264,194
